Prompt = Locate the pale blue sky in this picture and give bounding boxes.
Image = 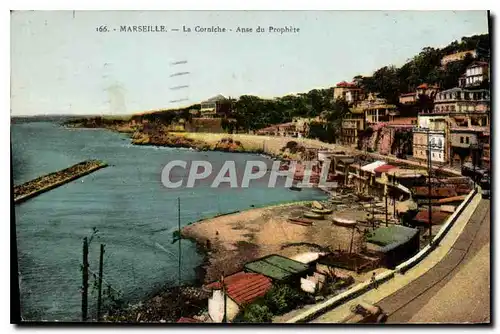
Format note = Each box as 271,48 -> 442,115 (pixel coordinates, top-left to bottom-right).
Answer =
11,10 -> 488,116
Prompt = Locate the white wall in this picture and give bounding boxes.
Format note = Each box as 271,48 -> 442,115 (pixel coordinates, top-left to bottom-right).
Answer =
429,133 -> 445,163
208,290 -> 241,323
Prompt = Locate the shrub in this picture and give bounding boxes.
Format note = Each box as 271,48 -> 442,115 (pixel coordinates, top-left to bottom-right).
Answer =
264,284 -> 308,315
239,303 -> 273,323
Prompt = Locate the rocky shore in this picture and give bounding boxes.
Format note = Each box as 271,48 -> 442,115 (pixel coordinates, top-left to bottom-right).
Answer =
103,285 -> 211,323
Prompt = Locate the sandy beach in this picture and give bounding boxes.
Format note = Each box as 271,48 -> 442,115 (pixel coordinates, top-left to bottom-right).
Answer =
181,200 -> 373,283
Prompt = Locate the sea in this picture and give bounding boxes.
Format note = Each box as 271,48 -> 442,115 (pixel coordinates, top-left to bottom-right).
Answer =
11,121 -> 328,321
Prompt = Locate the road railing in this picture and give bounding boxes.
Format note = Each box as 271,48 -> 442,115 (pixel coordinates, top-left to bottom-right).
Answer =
286,185 -> 479,323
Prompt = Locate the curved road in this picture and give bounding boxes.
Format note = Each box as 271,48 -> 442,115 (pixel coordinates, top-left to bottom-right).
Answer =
377,199 -> 490,324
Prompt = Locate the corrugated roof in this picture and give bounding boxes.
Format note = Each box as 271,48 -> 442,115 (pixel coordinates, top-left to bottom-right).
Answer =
361,160 -> 387,173
413,187 -> 457,198
366,225 -> 419,250
204,272 -> 272,306
374,164 -> 397,173
389,168 -> 428,178
414,210 -> 451,225
437,195 -> 466,204
244,255 -> 309,281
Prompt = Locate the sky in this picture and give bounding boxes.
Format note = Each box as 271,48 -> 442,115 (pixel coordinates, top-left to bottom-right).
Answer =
10,10 -> 489,116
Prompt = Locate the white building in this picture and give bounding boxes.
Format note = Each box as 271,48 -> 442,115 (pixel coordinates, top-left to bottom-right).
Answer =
460,61 -> 489,88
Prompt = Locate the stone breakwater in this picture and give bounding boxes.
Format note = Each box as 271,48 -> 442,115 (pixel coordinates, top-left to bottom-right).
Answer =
14,159 -> 108,204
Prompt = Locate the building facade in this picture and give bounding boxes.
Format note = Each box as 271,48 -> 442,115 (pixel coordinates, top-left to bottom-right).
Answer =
333,81 -> 364,105
459,61 -> 489,88
200,94 -> 232,118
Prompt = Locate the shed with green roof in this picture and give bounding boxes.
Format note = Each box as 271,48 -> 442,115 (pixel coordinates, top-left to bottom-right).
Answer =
244,254 -> 312,283
366,225 -> 420,269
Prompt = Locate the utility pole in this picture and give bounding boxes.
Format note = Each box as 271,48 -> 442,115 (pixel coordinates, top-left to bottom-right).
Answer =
82,237 -> 89,322
349,226 -> 355,254
178,197 -> 182,286
221,275 -> 227,323
385,185 -> 388,227
427,130 -> 433,244
96,244 -> 105,321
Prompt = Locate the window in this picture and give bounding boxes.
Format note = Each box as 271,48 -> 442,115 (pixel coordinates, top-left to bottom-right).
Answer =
460,137 -> 464,143
466,137 -> 470,144
439,154 -> 442,159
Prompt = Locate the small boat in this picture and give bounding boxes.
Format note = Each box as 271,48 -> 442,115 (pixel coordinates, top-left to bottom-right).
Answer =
332,218 -> 357,227
288,218 -> 314,226
311,201 -> 324,209
289,185 -> 302,191
312,208 -> 333,214
304,212 -> 324,220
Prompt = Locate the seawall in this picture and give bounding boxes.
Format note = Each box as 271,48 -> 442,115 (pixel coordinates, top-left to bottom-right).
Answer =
14,160 -> 108,204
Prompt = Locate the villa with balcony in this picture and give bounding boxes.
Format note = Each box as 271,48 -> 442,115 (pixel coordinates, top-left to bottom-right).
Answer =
459,61 -> 489,88
333,81 -> 365,105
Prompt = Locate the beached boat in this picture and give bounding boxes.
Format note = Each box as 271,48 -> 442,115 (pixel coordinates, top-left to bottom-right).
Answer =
311,201 -> 324,209
332,217 -> 357,227
311,208 -> 333,214
304,212 -> 324,220
288,218 -> 314,226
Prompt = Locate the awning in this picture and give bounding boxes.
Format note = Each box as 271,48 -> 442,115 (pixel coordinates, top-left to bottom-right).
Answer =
374,164 -> 397,173
389,168 -> 428,178
361,160 -> 386,173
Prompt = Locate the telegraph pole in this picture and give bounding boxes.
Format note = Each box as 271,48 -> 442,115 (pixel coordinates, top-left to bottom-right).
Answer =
81,237 -> 89,322
385,186 -> 388,227
221,275 -> 227,323
96,244 -> 105,321
427,130 -> 433,243
178,197 -> 182,286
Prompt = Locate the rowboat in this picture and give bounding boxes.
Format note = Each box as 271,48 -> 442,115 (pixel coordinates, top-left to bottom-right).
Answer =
332,217 -> 357,227
304,212 -> 325,220
288,218 -> 314,226
311,208 -> 333,214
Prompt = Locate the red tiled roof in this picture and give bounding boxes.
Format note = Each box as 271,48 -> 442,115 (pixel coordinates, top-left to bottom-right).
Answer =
336,81 -> 357,88
374,164 -> 397,173
414,210 -> 450,225
177,317 -> 202,323
417,83 -> 428,89
204,272 -> 272,306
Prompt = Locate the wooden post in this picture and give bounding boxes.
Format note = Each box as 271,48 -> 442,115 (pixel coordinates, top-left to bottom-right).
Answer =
349,226 -> 355,254
385,184 -> 388,227
82,237 -> 89,322
96,244 -> 105,321
427,130 -> 432,243
221,275 -> 227,323
178,197 -> 182,286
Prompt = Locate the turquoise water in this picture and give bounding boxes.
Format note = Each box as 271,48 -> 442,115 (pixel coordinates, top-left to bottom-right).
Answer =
12,122 -> 328,321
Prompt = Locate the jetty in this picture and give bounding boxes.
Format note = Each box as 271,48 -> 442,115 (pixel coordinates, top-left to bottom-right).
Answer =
14,159 -> 108,204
